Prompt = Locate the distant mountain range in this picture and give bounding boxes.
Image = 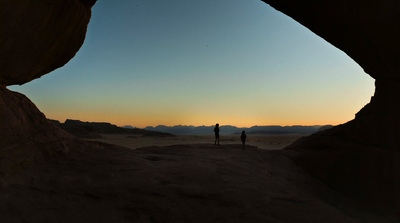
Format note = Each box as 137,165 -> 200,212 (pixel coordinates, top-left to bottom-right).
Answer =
49,119 -> 174,138
141,125 -> 333,135
50,119 -> 333,137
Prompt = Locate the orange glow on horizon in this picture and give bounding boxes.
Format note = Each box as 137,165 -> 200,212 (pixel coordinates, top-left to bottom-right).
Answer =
46,111 -> 349,128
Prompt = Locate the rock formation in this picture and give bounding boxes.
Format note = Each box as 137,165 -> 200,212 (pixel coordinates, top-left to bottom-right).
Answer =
0,0 -> 96,85
0,87 -> 77,176
262,0 -> 400,149
50,119 -> 175,138
0,0 -> 399,220
0,0 -> 96,174
262,0 -> 400,216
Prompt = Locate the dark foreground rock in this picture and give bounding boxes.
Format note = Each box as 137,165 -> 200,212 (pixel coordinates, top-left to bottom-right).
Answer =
0,143 -> 392,223
284,126 -> 400,221
0,88 -> 394,222
0,87 -> 78,176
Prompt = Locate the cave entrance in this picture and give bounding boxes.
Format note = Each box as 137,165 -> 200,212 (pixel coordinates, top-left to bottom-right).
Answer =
9,0 -> 373,130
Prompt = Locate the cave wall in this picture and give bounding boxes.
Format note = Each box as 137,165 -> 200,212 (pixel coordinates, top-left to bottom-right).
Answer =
0,87 -> 76,176
1,0 -> 398,150
0,0 -> 96,174
3,0 -> 399,149
0,0 -> 96,86
0,0 -> 399,217
262,0 -> 400,149
262,0 -> 400,215
262,0 -> 400,81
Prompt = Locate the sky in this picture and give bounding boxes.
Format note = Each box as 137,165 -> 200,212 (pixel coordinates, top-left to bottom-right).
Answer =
10,0 -> 374,128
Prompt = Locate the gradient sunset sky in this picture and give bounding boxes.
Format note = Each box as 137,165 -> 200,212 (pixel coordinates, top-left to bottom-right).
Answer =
10,0 -> 374,128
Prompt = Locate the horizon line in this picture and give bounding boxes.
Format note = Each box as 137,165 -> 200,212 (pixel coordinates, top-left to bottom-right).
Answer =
124,124 -> 335,129
49,118 -> 336,129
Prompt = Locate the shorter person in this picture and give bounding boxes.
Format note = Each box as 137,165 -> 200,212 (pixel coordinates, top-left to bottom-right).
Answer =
240,131 -> 246,150
214,123 -> 220,145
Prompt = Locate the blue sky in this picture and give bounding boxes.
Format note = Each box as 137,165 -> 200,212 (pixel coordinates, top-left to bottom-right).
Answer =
10,0 -> 374,127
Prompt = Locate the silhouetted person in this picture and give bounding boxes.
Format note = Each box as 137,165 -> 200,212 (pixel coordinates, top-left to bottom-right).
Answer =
214,123 -> 220,145
241,131 -> 246,150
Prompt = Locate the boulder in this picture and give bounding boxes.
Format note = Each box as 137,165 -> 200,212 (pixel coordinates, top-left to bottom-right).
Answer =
0,87 -> 77,176
0,0 -> 96,86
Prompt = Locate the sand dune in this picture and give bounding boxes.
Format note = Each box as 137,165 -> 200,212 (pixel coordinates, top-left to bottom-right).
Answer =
0,141 -> 391,222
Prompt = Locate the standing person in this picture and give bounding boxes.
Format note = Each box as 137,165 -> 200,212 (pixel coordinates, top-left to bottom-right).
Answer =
214,123 -> 220,145
240,131 -> 246,150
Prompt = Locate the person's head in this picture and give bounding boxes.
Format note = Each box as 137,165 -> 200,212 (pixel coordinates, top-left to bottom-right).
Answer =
216,123 -> 219,127
242,131 -> 245,134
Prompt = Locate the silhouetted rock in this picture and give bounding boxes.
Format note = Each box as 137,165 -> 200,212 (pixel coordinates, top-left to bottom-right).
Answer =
0,0 -> 96,85
0,87 -> 77,176
317,125 -> 334,132
1,0 -> 399,221
0,0 -> 97,175
78,0 -> 97,7
122,125 -> 136,129
262,0 -> 400,149
261,0 -> 400,219
51,119 -> 174,138
284,129 -> 400,220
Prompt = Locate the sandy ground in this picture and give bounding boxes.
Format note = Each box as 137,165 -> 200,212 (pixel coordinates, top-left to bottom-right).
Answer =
86,134 -> 307,150
0,142 -> 390,223
0,134 -> 395,222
